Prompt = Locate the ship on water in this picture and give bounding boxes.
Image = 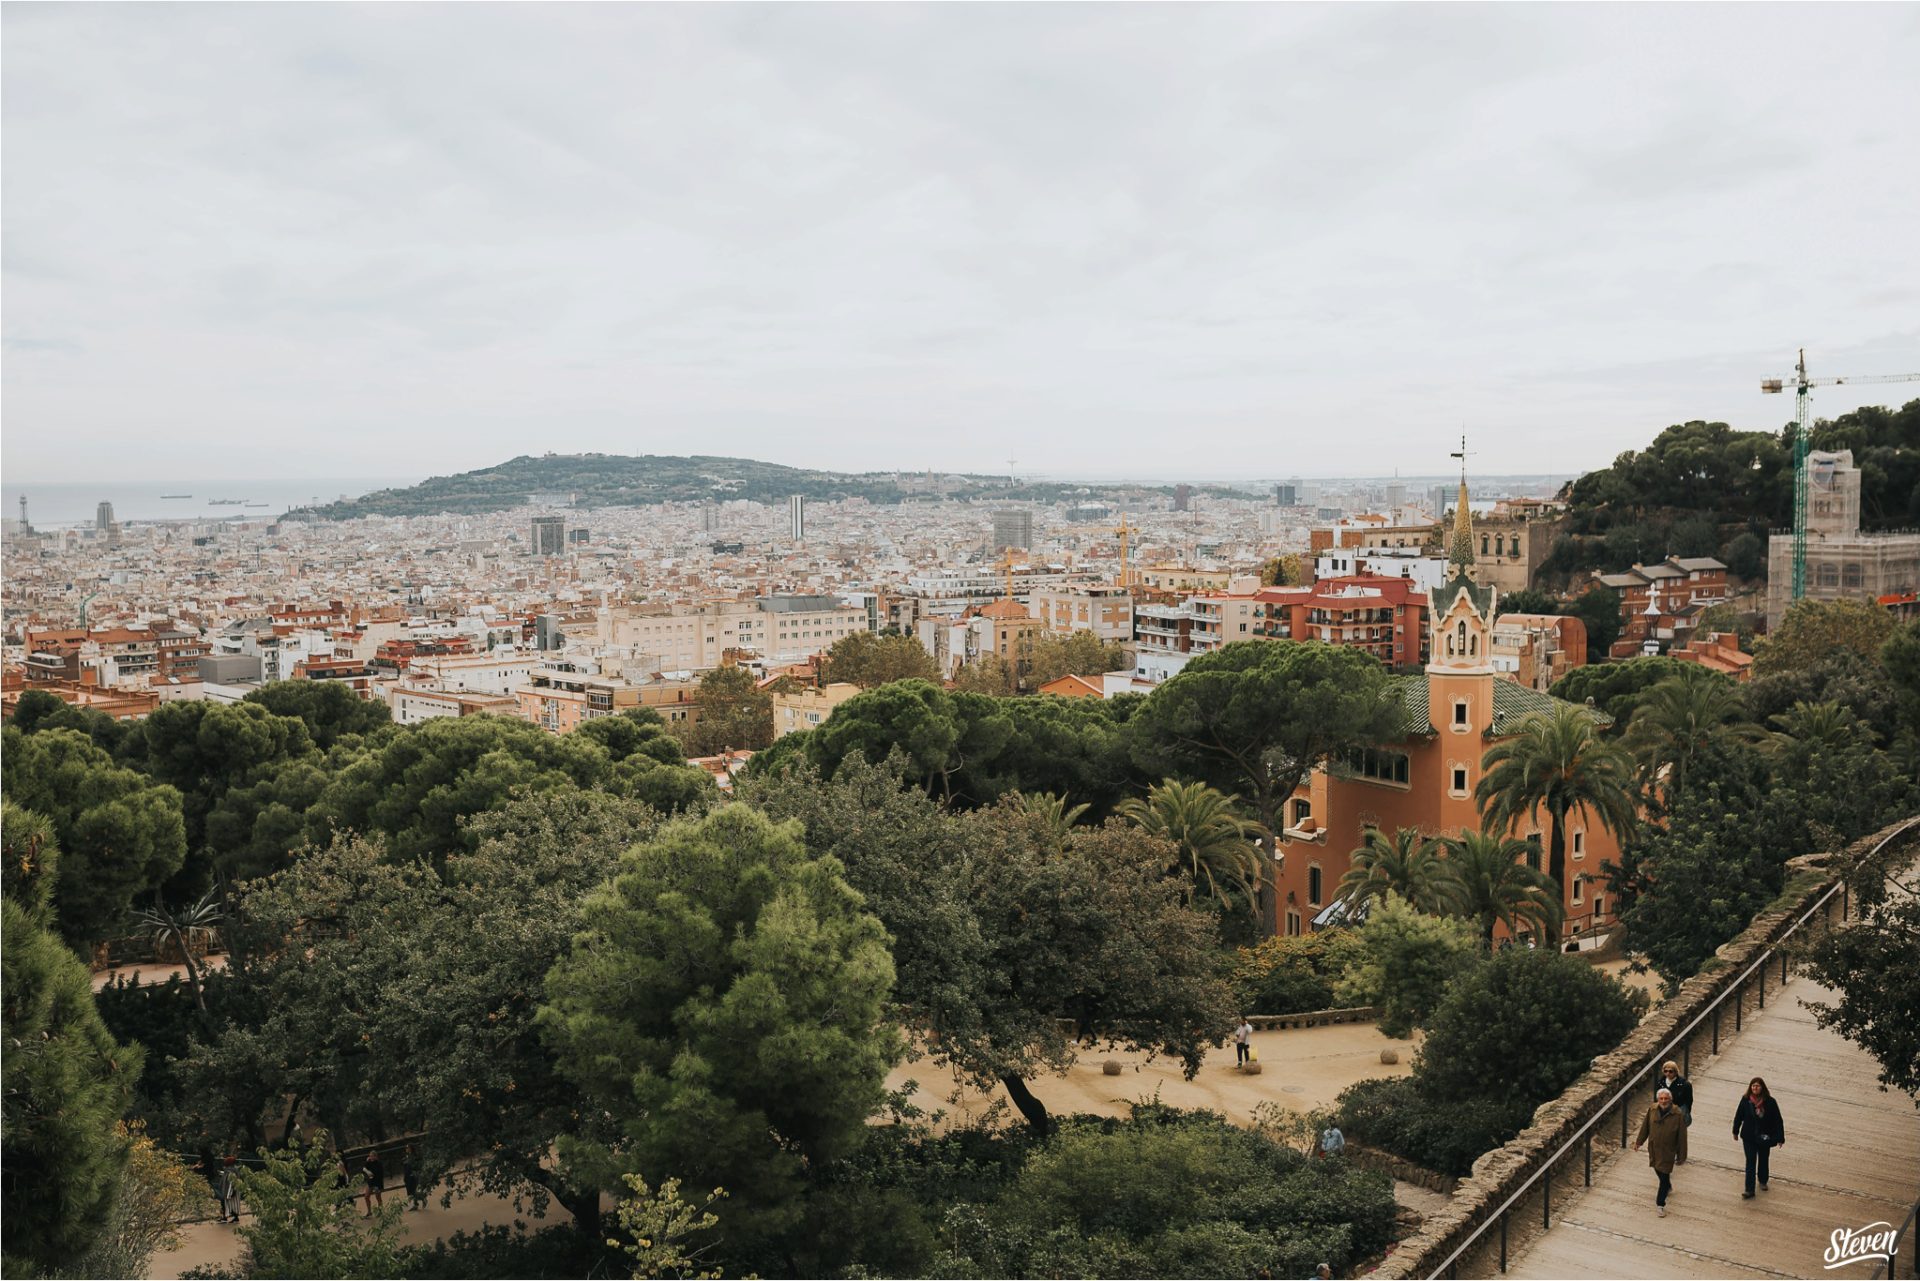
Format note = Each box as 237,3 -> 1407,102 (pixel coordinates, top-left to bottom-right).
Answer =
162,493 -> 192,499
208,498 -> 246,505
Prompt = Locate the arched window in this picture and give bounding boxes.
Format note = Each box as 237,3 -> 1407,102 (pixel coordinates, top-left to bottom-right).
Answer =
1457,619 -> 1468,654
1842,563 -> 1863,589
1481,534 -> 1490,555
1469,631 -> 1478,656
1817,563 -> 1840,588
1510,535 -> 1522,556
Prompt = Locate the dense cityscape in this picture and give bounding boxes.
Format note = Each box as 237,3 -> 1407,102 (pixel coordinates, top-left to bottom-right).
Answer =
4,5 -> 1917,1281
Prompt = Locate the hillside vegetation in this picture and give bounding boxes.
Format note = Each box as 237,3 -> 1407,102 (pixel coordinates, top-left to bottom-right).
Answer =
1541,399 -> 1920,581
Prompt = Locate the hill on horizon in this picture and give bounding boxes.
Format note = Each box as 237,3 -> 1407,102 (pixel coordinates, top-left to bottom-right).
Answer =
284,452 -> 1255,519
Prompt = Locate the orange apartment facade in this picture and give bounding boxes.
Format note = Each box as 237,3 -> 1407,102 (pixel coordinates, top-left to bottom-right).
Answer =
1270,566 -> 1622,943
1258,574 -> 1431,670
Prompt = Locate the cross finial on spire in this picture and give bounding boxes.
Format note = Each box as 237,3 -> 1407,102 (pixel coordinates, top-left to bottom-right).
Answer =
1450,432 -> 1474,485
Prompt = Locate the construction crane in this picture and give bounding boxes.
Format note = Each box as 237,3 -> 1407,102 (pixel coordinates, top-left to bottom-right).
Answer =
1112,513 -> 1136,589
1761,350 -> 1920,601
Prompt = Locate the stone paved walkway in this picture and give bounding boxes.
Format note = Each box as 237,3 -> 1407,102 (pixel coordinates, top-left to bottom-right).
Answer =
1502,973 -> 1919,1280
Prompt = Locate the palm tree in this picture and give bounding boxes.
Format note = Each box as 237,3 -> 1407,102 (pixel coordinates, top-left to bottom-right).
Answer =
1116,780 -> 1266,911
1622,670 -> 1765,803
1441,829 -> 1563,946
131,887 -> 224,1013
1007,791 -> 1090,845
1477,703 -> 1636,906
1333,826 -> 1460,917
1768,699 -> 1859,754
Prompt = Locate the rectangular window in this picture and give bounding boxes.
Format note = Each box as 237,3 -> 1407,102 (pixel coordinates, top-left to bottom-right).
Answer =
1308,865 -> 1323,906
1572,878 -> 1584,905
1572,830 -> 1586,858
1453,700 -> 1469,727
1451,766 -> 1468,794
1286,910 -> 1302,937
1291,799 -> 1312,827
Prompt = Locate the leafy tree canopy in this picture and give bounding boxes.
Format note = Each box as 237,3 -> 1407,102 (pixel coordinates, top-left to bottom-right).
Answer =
1128,640 -> 1398,855
819,631 -> 939,689
243,679 -> 393,750
1,725 -> 187,947
1334,893 -> 1482,1038
540,805 -> 900,1252
1754,597 -> 1898,680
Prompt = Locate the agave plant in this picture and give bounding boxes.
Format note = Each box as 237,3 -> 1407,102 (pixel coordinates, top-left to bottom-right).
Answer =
130,887 -> 224,1013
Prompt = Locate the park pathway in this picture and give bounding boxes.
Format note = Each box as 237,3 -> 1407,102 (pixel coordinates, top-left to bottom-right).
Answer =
1502,972 -> 1919,1280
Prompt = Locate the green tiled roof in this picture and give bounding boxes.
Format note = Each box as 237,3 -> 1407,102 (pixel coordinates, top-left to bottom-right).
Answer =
1489,677 -> 1612,734
1384,675 -> 1436,737
1380,674 -> 1612,740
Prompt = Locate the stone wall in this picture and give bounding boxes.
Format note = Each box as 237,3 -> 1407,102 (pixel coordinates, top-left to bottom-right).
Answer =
1371,817 -> 1919,1280
1246,1006 -> 1379,1031
1344,1140 -> 1458,1195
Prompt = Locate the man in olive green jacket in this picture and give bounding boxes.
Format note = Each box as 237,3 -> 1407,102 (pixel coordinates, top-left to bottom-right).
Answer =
1633,1086 -> 1689,1216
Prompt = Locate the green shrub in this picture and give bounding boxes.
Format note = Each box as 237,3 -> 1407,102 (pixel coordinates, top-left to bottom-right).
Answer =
1416,948 -> 1646,1104
938,1109 -> 1395,1279
1335,949 -> 1646,1178
1334,1077 -> 1533,1177
400,1224 -> 618,1279
1227,929 -> 1368,1014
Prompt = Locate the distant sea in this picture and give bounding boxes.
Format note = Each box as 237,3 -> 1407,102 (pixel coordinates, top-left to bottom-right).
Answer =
2,477 -> 419,528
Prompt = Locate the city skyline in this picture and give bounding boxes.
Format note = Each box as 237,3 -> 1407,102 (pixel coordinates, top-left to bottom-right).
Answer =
4,4 -> 1917,483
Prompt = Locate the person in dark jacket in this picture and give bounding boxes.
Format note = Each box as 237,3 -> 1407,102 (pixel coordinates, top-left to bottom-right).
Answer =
1658,1059 -> 1694,1154
1633,1087 -> 1689,1215
1732,1075 -> 1785,1197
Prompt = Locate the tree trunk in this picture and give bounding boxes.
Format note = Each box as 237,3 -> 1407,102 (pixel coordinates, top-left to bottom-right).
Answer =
173,927 -> 209,1014
280,1092 -> 306,1146
1001,1074 -> 1053,1137
1254,789 -> 1281,937
529,1175 -> 602,1244
1547,814 -> 1568,941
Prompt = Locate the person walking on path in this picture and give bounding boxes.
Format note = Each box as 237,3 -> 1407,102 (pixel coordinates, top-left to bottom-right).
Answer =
1732,1076 -> 1786,1198
361,1150 -> 385,1217
1632,1086 -> 1688,1216
1233,1016 -> 1253,1067
217,1152 -> 241,1223
1658,1059 -> 1694,1163
1318,1123 -> 1345,1160
401,1144 -> 424,1210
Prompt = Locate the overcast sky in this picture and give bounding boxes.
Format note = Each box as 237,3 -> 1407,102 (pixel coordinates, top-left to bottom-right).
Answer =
5,4 -> 1918,485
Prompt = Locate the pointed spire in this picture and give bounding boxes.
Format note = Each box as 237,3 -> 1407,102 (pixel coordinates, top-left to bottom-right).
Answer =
1448,433 -> 1475,576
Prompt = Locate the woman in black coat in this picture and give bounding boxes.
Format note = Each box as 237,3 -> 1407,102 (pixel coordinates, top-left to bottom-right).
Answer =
1658,1060 -> 1694,1120
1732,1075 -> 1786,1198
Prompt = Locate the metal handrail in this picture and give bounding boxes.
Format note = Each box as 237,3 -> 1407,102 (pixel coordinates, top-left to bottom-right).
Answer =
1423,814 -> 1920,1280
1869,1190 -> 1918,1281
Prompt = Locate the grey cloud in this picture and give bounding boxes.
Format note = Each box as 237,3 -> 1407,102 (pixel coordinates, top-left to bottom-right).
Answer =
3,3 -> 1917,483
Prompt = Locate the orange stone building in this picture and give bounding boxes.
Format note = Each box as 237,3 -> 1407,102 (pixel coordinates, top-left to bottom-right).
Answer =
1270,484 -> 1622,943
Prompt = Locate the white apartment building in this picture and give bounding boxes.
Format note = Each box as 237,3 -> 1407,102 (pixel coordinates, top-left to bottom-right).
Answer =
600,595 -> 870,672
390,686 -> 522,725
1028,586 -> 1134,643
406,653 -> 542,696
1314,547 -> 1449,593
